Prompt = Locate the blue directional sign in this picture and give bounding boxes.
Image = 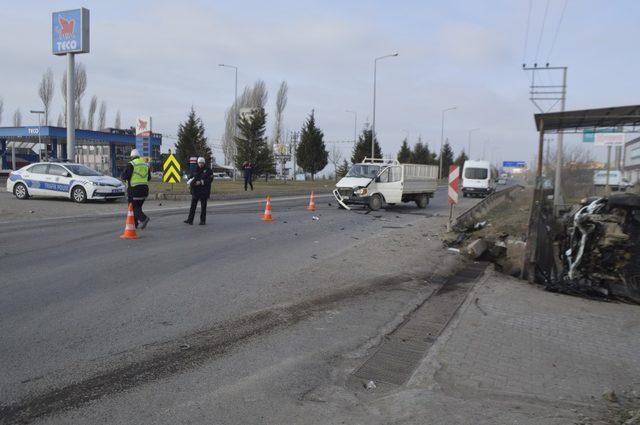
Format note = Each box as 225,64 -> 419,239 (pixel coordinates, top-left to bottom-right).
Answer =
52,8 -> 90,55
503,161 -> 527,168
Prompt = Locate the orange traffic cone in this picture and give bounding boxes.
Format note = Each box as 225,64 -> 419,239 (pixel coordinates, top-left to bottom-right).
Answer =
307,191 -> 316,211
262,196 -> 274,221
120,203 -> 139,239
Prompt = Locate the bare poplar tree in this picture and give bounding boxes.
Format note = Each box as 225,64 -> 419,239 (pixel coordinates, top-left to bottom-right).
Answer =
272,81 -> 288,146
114,110 -> 121,129
0,97 -> 4,125
75,104 -> 84,129
13,108 -> 22,126
98,101 -> 106,130
329,144 -> 343,181
61,62 -> 87,126
87,95 -> 97,130
38,68 -> 55,124
57,112 -> 63,127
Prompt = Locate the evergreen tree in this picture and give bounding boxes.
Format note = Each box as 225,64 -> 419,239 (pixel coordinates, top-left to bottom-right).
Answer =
439,140 -> 455,175
351,124 -> 382,164
296,110 -> 328,180
336,159 -> 350,178
455,149 -> 469,168
234,107 -> 275,176
175,108 -> 213,169
397,138 -> 413,163
412,140 -> 430,164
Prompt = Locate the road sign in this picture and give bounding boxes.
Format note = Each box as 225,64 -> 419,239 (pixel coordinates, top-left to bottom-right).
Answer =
448,165 -> 460,205
594,133 -> 625,147
52,8 -> 90,55
163,154 -> 181,183
503,161 -> 527,168
583,127 -> 616,143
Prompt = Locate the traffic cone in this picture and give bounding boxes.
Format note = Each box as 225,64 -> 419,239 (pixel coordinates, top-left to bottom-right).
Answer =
262,196 -> 274,221
120,203 -> 139,239
307,191 -> 316,211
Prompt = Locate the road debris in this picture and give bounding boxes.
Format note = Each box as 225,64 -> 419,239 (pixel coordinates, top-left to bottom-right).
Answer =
465,239 -> 488,259
447,248 -> 460,253
603,389 -> 619,403
312,216 -> 320,221
365,380 -> 377,390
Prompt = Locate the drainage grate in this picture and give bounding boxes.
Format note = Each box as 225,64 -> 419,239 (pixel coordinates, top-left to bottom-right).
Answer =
353,262 -> 487,386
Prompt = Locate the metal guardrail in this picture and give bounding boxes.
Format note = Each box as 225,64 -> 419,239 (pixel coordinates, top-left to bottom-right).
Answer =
452,185 -> 525,231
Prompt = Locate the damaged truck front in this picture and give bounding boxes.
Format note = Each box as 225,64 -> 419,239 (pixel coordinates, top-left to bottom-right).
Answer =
333,158 -> 438,211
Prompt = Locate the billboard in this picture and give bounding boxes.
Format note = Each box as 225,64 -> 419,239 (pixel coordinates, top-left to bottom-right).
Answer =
135,117 -> 152,136
594,133 -> 625,147
52,8 -> 90,55
582,127 -> 615,143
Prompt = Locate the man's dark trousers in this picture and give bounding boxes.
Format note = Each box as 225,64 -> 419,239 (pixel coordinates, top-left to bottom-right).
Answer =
187,196 -> 208,224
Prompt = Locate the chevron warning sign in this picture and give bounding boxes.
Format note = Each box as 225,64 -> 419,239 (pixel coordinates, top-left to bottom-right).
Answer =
448,165 -> 460,205
162,154 -> 181,183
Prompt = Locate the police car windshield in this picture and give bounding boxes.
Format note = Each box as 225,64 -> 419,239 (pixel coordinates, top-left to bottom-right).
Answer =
65,164 -> 103,176
346,164 -> 380,178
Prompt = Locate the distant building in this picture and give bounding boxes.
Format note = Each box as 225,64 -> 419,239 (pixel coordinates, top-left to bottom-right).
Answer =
624,136 -> 640,184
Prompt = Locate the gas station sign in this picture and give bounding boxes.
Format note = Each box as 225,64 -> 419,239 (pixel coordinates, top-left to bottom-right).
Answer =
52,8 -> 90,55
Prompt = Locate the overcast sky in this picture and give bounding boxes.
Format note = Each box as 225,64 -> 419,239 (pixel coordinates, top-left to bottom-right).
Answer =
2,0 -> 639,166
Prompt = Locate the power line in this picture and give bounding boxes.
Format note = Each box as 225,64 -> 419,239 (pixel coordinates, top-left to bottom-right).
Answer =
534,0 -> 551,63
522,0 -> 533,64
546,0 -> 569,61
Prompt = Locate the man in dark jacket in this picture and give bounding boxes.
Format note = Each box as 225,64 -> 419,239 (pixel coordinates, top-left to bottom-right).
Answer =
121,149 -> 151,229
243,161 -> 254,191
184,157 -> 213,225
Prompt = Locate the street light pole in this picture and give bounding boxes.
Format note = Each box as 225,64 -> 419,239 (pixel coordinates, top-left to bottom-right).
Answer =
467,128 -> 480,159
219,63 -> 238,177
439,106 -> 457,179
30,110 -> 45,161
371,53 -> 398,159
346,110 -> 357,147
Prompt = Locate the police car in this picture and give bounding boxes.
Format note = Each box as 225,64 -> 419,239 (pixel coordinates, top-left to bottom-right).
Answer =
7,162 -> 126,203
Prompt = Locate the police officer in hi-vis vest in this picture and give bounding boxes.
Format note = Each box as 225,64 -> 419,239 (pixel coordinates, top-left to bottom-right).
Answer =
121,149 -> 151,229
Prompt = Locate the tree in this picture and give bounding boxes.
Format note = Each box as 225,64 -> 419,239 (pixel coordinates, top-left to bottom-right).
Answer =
439,140 -> 455,175
397,138 -> 413,163
296,110 -> 328,180
328,144 -> 343,181
336,159 -> 350,179
455,149 -> 469,168
175,108 -> 213,169
38,68 -> 54,124
98,101 -> 107,130
13,108 -> 22,126
87,95 -> 97,130
272,81 -> 288,146
412,139 -> 431,164
234,107 -> 274,176
61,62 -> 87,126
221,80 -> 269,166
57,113 -> 63,127
351,124 -> 382,164
114,110 -> 121,129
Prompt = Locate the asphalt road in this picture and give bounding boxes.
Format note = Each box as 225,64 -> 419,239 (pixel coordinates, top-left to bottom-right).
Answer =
0,187 -> 480,423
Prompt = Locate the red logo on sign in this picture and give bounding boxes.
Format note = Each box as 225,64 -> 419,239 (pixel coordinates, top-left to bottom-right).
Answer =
57,17 -> 75,39
137,119 -> 148,131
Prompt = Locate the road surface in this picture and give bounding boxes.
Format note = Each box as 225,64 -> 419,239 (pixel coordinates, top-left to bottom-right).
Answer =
0,188 -> 480,424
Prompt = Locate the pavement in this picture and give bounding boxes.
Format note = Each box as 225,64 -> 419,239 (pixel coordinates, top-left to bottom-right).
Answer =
3,186 -> 637,424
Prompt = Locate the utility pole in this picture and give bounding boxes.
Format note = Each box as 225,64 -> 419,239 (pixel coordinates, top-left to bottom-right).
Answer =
346,110 -> 357,148
371,53 -> 398,159
219,64 -> 238,179
439,106 -> 457,179
522,64 -> 567,215
468,128 -> 479,159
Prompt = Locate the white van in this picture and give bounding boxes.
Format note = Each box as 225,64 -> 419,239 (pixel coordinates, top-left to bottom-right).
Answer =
593,170 -> 631,191
462,160 -> 496,197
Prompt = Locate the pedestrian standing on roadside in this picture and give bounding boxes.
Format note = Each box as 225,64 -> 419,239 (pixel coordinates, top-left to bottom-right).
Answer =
184,157 -> 213,225
121,149 -> 151,229
243,161 -> 254,191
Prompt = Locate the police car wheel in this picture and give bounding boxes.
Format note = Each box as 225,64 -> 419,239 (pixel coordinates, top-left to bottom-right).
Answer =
14,183 -> 29,200
71,186 -> 87,203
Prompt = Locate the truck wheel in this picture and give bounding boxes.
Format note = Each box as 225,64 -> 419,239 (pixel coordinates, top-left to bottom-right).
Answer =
415,194 -> 428,209
368,194 -> 382,211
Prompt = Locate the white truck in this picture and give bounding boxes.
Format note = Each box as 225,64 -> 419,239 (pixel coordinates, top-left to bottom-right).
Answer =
333,158 -> 439,210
